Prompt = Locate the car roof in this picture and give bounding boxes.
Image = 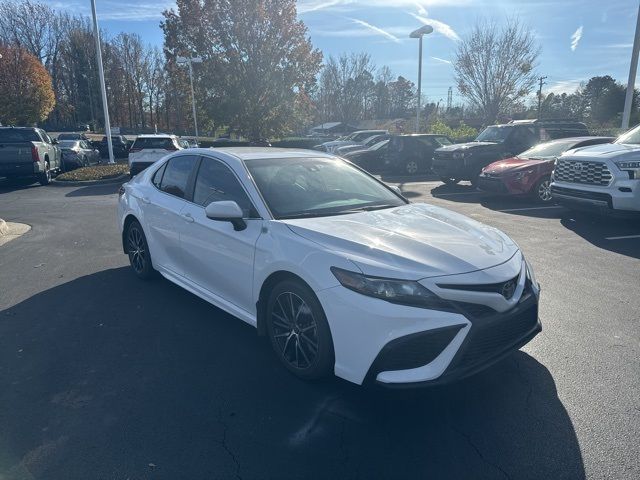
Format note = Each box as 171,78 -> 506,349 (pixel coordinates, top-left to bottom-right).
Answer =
136,134 -> 177,138
193,147 -> 335,163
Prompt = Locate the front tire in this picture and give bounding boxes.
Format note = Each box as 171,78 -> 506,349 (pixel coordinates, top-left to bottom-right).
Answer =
533,176 -> 552,203
125,220 -> 155,280
266,280 -> 334,380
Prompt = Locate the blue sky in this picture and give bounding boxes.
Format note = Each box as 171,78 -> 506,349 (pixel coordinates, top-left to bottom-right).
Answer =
50,0 -> 638,105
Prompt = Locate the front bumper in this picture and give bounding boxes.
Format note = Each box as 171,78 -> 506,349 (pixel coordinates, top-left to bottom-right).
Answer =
317,258 -> 541,387
551,177 -> 640,214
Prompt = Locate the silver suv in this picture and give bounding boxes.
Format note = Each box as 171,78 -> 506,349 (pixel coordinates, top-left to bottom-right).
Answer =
550,125 -> 640,214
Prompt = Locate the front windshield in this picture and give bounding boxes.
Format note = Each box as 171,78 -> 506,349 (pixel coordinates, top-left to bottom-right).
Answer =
616,124 -> 640,145
519,140 -> 578,159
475,126 -> 513,143
245,157 -> 406,219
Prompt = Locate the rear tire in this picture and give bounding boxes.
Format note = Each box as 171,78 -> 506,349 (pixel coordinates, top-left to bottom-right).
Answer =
400,159 -> 420,175
440,176 -> 460,185
125,220 -> 155,280
266,280 -> 334,380
38,162 -> 51,186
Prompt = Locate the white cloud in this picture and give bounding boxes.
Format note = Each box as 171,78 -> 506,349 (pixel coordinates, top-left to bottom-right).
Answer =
547,79 -> 583,95
347,18 -> 401,43
570,26 -> 583,51
313,25 -> 412,38
409,13 -> 460,42
53,1 -> 176,21
298,0 -> 469,14
431,56 -> 451,64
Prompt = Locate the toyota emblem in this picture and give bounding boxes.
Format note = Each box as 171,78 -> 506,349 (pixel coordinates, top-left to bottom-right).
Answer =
571,162 -> 585,171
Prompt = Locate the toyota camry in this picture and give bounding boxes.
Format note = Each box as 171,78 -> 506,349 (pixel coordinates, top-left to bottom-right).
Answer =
117,148 -> 541,386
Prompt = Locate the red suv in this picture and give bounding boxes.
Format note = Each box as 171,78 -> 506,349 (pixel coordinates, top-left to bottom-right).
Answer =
477,136 -> 613,202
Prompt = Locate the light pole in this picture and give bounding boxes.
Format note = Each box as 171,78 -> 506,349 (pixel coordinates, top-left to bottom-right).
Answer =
90,0 -> 114,164
177,56 -> 202,142
410,24 -> 433,133
622,2 -> 640,130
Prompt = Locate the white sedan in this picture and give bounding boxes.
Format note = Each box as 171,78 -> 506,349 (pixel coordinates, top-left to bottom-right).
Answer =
117,148 -> 541,386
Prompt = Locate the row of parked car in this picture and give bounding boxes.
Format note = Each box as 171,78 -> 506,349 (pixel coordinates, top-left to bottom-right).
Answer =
315,120 -> 640,215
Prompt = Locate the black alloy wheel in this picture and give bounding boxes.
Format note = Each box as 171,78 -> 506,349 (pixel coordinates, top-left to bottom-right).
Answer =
126,220 -> 155,279
266,280 -> 334,380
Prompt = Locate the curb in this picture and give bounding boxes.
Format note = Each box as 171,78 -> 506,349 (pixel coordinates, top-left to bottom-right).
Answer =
0,219 -> 8,237
51,174 -> 129,187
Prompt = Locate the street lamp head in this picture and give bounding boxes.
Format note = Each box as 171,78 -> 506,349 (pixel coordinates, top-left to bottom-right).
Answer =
410,24 -> 434,38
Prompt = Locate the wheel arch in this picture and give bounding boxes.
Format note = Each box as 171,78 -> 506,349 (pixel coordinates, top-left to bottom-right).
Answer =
121,214 -> 140,254
255,270 -> 314,336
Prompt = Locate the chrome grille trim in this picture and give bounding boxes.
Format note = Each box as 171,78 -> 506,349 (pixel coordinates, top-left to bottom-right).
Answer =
554,159 -> 612,186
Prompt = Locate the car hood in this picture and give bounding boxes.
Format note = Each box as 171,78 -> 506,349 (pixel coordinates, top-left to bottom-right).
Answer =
562,142 -> 640,160
282,203 -> 518,279
483,157 -> 551,174
436,141 -> 499,153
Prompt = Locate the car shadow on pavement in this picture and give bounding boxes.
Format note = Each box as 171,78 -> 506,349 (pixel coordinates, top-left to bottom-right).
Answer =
65,184 -> 123,197
0,179 -> 42,193
0,267 -> 585,480
561,212 -> 640,259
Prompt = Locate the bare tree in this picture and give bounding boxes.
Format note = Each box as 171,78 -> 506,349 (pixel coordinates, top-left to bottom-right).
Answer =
454,19 -> 540,123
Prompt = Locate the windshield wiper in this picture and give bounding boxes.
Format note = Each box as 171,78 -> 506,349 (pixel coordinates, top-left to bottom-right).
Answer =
277,210 -> 357,220
340,204 -> 399,213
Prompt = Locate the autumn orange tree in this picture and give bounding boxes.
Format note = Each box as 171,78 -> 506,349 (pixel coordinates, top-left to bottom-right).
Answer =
0,44 -> 55,125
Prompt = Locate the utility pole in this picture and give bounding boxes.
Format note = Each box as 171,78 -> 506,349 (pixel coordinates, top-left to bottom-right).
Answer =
537,76 -> 547,119
90,0 -> 114,164
447,87 -> 452,112
177,56 -> 203,142
622,2 -> 640,130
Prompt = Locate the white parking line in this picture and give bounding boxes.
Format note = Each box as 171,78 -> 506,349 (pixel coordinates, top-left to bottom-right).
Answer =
605,234 -> 640,241
497,206 -> 565,213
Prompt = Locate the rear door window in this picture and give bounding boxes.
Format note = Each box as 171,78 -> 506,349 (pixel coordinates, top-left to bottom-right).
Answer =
159,156 -> 197,198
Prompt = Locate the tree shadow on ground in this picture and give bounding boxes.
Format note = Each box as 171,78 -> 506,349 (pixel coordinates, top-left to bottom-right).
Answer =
0,267 -> 585,480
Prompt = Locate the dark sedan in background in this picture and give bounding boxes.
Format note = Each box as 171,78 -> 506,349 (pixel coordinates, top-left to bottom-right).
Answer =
477,136 -> 614,202
344,134 -> 453,175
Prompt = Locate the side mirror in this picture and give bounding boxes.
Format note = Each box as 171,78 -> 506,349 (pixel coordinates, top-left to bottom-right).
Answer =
52,138 -> 59,144
205,201 -> 246,231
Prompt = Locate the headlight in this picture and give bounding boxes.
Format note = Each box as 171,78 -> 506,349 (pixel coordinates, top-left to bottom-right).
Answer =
330,267 -> 453,311
615,161 -> 640,169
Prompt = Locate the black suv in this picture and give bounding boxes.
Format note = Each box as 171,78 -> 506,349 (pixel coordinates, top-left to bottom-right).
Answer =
432,119 -> 589,185
344,134 -> 453,175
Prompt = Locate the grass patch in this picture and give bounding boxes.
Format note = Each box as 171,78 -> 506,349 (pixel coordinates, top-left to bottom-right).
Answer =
57,164 -> 129,182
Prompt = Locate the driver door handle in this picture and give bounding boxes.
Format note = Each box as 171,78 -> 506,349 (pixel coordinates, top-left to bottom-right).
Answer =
181,212 -> 194,223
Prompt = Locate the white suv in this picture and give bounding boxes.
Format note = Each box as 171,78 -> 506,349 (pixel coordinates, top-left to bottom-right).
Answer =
129,134 -> 182,177
551,124 -> 640,214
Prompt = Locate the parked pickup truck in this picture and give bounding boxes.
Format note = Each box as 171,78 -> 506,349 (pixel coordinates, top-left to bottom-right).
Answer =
550,124 -> 640,215
432,119 -> 589,186
0,127 -> 62,185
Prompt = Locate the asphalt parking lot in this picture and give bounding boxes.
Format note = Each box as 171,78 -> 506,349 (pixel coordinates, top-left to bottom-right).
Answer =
0,176 -> 639,480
